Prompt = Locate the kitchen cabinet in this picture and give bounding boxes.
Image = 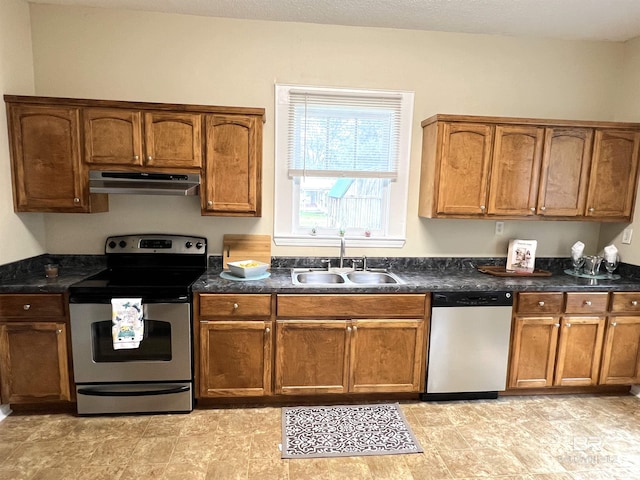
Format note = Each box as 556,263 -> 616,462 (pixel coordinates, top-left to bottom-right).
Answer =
0,294 -> 71,403
419,114 -> 640,221
585,130 -> 640,219
275,294 -> 427,395
509,292 -> 607,389
202,114 -> 262,216
83,108 -> 203,169
600,292 -> 640,384
5,103 -> 108,213
196,294 -> 272,398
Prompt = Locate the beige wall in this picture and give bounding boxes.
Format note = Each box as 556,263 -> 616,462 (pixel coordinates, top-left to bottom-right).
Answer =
21,5 -> 634,258
0,0 -> 43,265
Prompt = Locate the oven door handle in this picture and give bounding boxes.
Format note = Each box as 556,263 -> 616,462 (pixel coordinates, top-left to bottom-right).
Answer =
77,385 -> 190,397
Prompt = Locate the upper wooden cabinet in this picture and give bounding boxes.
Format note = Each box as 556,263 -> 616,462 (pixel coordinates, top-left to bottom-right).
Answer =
419,114 -> 640,222
4,95 -> 264,215
6,103 -> 108,213
84,108 -> 203,169
202,114 -> 262,216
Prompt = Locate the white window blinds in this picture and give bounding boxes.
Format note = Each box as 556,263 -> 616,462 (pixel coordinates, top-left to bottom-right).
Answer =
283,87 -> 403,179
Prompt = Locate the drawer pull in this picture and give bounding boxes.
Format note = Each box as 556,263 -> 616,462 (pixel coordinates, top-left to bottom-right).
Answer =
233,303 -> 239,309
554,323 -> 560,328
611,322 -> 618,327
632,301 -> 638,306
23,304 -> 31,310
538,301 -> 545,307
584,300 -> 592,306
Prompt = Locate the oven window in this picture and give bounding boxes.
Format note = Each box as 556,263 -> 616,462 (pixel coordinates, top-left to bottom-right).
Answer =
91,320 -> 172,362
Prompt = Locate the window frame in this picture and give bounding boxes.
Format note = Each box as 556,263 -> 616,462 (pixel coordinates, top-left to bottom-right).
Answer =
274,84 -> 414,248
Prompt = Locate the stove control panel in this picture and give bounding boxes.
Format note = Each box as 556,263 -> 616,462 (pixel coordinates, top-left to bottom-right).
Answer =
105,234 -> 207,255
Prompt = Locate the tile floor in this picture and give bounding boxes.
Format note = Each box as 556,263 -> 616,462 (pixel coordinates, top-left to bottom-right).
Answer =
0,394 -> 639,479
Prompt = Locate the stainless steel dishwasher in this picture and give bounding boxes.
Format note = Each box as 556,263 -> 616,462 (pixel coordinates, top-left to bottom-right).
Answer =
421,291 -> 513,401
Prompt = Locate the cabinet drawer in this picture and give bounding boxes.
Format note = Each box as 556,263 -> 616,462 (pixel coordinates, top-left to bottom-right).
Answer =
199,294 -> 271,318
516,293 -> 563,314
277,294 -> 426,318
610,292 -> 640,313
565,292 -> 609,314
0,294 -> 65,318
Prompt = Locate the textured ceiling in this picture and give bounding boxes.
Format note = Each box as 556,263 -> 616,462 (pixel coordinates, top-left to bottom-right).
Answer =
28,0 -> 640,42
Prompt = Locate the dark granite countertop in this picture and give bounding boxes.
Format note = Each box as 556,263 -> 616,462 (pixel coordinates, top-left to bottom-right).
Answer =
192,257 -> 640,294
3,255 -> 640,295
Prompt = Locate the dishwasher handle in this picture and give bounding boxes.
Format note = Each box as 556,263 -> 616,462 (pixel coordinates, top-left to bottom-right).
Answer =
432,291 -> 513,307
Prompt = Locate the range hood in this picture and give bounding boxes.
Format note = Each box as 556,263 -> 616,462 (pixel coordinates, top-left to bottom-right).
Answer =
89,171 -> 200,196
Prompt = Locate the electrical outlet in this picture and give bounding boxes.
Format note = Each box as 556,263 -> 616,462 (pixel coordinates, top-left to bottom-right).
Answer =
495,221 -> 504,235
622,228 -> 633,244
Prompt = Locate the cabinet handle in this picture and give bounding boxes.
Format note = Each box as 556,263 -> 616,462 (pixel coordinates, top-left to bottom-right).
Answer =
57,329 -> 62,334
530,207 -> 535,212
584,300 -> 592,306
554,323 -> 560,328
588,207 -> 595,213
147,155 -> 153,161
265,327 -> 270,333
540,206 -> 546,211
479,205 -> 486,211
133,155 -> 139,160
233,303 -> 239,309
632,301 -> 638,306
207,200 -> 213,207
611,322 -> 618,327
347,326 -> 352,332
566,323 -> 572,328
353,325 -> 357,331
73,197 -> 80,204
23,304 -> 31,310
538,301 -> 545,307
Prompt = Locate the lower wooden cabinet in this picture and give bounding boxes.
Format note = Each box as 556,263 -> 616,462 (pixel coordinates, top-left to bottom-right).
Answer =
508,291 -> 638,390
0,294 -> 72,404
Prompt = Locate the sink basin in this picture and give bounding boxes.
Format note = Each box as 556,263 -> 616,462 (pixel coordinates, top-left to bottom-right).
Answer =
294,272 -> 345,284
346,271 -> 400,284
291,269 -> 402,286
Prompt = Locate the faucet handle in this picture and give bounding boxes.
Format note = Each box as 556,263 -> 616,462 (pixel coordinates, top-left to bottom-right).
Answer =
352,258 -> 362,270
320,259 -> 332,270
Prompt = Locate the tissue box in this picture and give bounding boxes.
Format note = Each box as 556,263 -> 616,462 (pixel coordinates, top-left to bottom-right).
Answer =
506,239 -> 537,273
227,260 -> 270,278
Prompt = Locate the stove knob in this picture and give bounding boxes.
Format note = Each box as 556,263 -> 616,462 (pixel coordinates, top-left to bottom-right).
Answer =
196,242 -> 204,249
119,240 -> 127,248
185,241 -> 193,248
108,241 -> 116,249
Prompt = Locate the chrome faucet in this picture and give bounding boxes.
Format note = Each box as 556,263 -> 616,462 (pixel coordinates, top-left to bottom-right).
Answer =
339,237 -> 346,268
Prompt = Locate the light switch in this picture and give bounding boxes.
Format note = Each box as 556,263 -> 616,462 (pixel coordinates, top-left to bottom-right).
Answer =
622,228 -> 633,244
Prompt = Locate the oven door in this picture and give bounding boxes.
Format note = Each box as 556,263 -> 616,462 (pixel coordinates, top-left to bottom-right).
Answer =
70,303 -> 191,383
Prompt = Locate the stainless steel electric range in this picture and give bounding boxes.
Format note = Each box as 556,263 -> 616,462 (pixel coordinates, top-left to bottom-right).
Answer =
68,234 -> 207,415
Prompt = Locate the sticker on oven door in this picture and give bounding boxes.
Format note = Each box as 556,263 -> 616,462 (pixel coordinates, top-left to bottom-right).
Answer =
111,298 -> 144,350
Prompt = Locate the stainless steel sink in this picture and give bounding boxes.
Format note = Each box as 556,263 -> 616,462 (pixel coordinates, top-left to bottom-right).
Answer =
291,269 -> 402,286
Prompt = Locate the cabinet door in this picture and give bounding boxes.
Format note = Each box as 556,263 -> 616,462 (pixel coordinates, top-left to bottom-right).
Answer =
203,115 -> 261,216
349,319 -> 425,393
508,317 -> 559,388
8,104 -> 101,212
83,108 -> 143,166
199,320 -> 271,397
487,125 -> 544,216
0,322 -> 71,403
554,317 -> 605,386
585,129 -> 640,219
599,316 -> 640,385
537,128 -> 593,216
143,112 -> 202,168
274,320 -> 349,395
435,123 -> 493,215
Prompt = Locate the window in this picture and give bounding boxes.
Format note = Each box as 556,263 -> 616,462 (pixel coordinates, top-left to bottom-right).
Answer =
274,84 -> 414,247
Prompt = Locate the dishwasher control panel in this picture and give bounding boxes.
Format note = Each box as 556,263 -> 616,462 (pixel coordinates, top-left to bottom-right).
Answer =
432,291 -> 513,307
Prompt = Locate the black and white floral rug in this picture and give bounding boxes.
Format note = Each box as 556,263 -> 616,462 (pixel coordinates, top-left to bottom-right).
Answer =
281,403 -> 423,459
